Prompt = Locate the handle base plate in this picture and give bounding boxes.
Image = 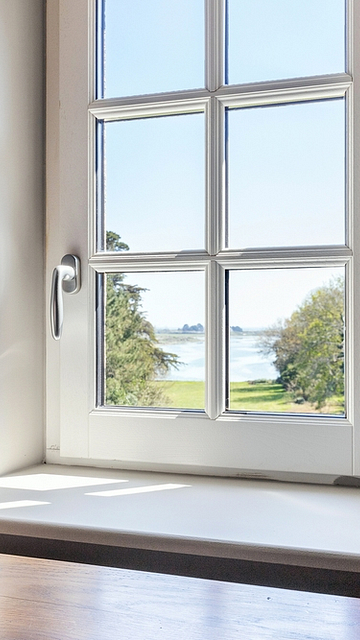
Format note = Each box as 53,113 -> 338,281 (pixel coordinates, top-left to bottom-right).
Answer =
61,254 -> 81,294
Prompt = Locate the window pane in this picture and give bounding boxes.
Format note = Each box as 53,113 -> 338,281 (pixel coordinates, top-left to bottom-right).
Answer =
226,0 -> 345,85
227,100 -> 345,249
103,114 -> 205,253
228,267 -> 345,415
104,271 -> 205,409
101,0 -> 204,98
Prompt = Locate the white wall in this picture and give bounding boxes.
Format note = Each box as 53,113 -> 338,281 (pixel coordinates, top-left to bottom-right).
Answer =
0,0 -> 44,473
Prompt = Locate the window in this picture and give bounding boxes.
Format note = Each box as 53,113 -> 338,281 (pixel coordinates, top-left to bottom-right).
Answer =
46,0 -> 359,479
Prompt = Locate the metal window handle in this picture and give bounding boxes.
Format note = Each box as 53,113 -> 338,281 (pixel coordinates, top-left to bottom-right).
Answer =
50,254 -> 81,340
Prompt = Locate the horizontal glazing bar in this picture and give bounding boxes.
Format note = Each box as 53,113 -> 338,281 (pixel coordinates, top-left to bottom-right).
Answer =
216,255 -> 352,271
89,92 -> 210,120
218,78 -> 351,109
89,251 -> 210,273
89,74 -> 352,119
90,246 -> 352,270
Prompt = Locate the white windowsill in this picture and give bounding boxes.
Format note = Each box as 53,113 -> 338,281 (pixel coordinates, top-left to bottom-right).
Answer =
0,463 -> 358,584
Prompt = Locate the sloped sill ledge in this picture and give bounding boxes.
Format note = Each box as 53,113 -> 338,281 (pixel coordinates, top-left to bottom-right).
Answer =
0,464 -> 358,596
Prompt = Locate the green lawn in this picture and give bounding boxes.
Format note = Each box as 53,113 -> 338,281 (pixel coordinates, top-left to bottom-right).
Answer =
157,380 -> 344,415
160,381 -> 205,409
230,380 -> 291,412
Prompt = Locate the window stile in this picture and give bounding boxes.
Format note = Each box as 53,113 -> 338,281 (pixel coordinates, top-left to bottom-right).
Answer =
351,0 -> 360,474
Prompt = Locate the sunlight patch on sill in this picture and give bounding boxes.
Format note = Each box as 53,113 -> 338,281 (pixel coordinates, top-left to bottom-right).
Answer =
0,474 -> 128,492
86,483 -> 191,497
0,501 -> 51,510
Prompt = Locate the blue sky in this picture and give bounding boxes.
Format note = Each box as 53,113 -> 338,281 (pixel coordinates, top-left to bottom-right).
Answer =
105,113 -> 205,253
103,0 -> 344,95
119,267 -> 344,330
101,0 -> 346,329
103,0 -> 204,97
227,0 -> 344,84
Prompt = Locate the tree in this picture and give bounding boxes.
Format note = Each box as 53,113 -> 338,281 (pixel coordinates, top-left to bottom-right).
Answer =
260,278 -> 344,409
106,230 -> 129,253
105,232 -> 179,406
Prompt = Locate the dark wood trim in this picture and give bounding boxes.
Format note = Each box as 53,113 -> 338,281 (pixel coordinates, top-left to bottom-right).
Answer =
0,533 -> 359,597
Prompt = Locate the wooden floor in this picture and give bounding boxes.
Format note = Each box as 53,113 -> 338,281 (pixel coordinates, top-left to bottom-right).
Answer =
0,554 -> 359,639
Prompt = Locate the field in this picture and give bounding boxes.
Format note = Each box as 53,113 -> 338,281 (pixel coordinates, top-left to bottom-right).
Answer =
157,380 -> 344,415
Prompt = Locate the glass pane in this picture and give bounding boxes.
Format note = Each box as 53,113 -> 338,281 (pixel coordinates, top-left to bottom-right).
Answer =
227,100 -> 345,249
101,0 -> 204,98
226,0 -> 345,85
104,271 -> 205,409
228,267 -> 345,415
103,114 -> 205,253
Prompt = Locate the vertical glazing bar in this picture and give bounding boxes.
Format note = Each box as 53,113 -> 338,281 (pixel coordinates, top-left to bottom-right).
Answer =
205,0 -> 226,417
224,0 -> 229,85
205,261 -> 226,419
346,0 -> 353,250
96,119 -> 105,252
345,259 -> 353,426
224,106 -> 229,248
93,3 -> 105,406
224,269 -> 230,409
346,0 -> 352,76
206,98 -> 225,255
205,0 -> 225,92
95,0 -> 105,100
96,272 -> 105,406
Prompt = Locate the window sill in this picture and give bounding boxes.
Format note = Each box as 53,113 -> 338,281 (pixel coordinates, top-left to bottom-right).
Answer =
0,464 -> 359,596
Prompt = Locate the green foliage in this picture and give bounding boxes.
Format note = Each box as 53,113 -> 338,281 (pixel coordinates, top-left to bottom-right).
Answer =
260,278 -> 345,409
106,230 -> 129,253
105,232 -> 179,406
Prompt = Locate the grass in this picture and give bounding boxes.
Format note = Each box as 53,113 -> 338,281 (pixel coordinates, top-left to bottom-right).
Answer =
230,381 -> 289,412
229,381 -> 343,414
158,381 -> 205,409
157,380 -> 344,415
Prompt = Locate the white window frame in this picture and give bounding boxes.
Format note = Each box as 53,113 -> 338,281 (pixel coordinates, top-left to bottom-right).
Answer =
46,0 -> 360,481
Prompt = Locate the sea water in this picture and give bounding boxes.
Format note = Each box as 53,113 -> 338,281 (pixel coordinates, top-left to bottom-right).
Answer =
157,332 -> 277,382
